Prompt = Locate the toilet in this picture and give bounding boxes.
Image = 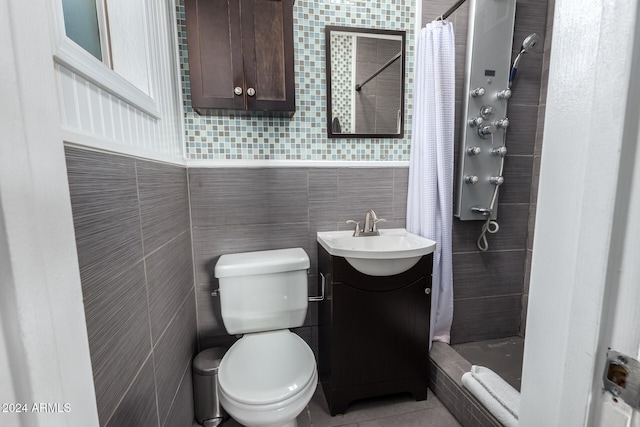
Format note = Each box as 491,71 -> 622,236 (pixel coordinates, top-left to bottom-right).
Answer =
213,248 -> 317,427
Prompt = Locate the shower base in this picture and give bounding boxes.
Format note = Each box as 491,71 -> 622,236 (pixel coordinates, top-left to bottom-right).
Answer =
427,336 -> 524,426
453,336 -> 524,391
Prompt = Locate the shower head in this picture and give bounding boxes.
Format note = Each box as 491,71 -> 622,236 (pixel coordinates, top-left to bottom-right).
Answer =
513,33 -> 541,68
509,33 -> 542,87
520,33 -> 542,54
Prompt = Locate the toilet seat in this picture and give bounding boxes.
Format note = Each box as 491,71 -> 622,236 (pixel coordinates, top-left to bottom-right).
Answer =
218,369 -> 317,427
219,330 -> 316,406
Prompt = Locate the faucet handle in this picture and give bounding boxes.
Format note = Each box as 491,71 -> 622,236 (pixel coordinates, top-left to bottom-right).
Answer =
372,217 -> 387,232
345,220 -> 361,237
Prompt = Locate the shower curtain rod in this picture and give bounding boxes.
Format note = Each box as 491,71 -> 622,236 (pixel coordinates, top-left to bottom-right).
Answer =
437,0 -> 466,20
355,51 -> 402,92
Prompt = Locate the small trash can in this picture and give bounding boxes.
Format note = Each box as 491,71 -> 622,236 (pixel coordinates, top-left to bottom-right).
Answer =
193,347 -> 228,427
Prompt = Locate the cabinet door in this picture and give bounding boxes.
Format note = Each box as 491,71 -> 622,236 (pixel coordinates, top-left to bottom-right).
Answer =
332,278 -> 431,388
185,0 -> 245,110
240,0 -> 295,111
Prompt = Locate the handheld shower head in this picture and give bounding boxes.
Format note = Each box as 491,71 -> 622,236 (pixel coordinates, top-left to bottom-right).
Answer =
520,33 -> 542,54
509,33 -> 542,87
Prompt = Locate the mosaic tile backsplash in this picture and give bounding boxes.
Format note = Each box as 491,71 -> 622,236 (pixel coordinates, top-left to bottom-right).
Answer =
330,34 -> 354,134
177,0 -> 416,161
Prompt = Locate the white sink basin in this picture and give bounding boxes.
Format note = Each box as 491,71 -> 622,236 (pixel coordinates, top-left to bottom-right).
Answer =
316,228 -> 436,276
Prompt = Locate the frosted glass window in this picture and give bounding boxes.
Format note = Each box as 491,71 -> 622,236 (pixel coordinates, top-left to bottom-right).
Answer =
61,0 -> 102,61
107,0 -> 150,95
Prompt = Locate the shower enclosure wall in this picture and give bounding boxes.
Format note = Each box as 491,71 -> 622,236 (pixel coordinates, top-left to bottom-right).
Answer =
422,0 -> 552,423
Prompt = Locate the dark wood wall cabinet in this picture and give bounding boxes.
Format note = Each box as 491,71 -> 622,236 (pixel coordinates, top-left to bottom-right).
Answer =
318,245 -> 433,415
184,0 -> 295,115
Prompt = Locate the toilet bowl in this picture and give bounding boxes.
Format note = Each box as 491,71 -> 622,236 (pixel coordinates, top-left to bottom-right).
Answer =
218,330 -> 317,427
214,248 -> 317,427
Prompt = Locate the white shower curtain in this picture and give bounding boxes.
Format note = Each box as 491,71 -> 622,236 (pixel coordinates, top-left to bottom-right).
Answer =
407,20 -> 455,346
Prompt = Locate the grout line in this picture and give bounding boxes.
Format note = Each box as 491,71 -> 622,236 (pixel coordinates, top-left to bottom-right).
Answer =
141,227 -> 191,260
134,161 -> 148,258
134,159 -> 161,427
191,220 -> 311,230
161,354 -> 193,427
150,287 -> 195,424
453,293 -> 523,302
134,160 -> 155,350
306,169 -> 311,245
151,351 -> 161,427
102,352 -> 155,427
152,286 -> 195,353
452,248 -> 525,255
185,167 -> 202,352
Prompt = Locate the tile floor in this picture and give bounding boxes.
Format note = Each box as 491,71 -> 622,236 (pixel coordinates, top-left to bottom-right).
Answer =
196,338 -> 525,426
213,386 -> 461,427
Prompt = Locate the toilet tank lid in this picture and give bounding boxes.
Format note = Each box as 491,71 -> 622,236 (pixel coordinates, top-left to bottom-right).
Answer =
214,248 -> 310,278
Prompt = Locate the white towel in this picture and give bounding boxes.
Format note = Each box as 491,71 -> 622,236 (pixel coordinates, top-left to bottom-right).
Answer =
461,365 -> 520,427
406,20 -> 455,345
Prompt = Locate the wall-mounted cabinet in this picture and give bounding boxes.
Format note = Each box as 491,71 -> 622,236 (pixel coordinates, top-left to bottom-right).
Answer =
318,245 -> 432,415
184,0 -> 295,115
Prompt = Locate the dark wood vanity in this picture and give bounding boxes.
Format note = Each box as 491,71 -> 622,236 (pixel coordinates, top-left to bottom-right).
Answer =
318,244 -> 433,415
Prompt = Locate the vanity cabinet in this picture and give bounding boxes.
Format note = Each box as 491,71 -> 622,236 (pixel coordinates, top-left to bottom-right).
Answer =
318,245 -> 433,415
184,0 -> 295,114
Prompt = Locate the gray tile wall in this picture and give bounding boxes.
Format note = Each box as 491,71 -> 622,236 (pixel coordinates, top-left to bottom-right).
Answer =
65,147 -> 197,427
189,167 -> 409,353
422,0 -> 549,344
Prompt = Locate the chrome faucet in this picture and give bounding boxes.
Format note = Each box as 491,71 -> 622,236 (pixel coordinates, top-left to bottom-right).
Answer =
363,209 -> 377,233
346,209 -> 387,237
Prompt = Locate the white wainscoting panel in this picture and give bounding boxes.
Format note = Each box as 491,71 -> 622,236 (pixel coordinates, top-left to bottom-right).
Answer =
55,0 -> 184,165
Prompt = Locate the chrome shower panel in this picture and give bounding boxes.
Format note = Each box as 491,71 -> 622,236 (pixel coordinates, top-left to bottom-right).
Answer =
454,0 -> 516,220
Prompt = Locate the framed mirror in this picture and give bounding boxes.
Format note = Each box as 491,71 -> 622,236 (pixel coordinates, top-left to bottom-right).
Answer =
325,26 -> 406,138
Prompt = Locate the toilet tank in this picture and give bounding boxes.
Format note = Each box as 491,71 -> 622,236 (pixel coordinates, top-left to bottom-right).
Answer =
214,248 -> 310,335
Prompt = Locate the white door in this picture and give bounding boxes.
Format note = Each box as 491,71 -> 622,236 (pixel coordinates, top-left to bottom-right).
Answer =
520,0 -> 640,426
588,45 -> 640,425
0,0 -> 99,425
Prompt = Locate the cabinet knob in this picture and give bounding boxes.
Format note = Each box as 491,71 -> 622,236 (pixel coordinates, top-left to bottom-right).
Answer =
247,87 -> 256,97
234,87 -> 243,96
